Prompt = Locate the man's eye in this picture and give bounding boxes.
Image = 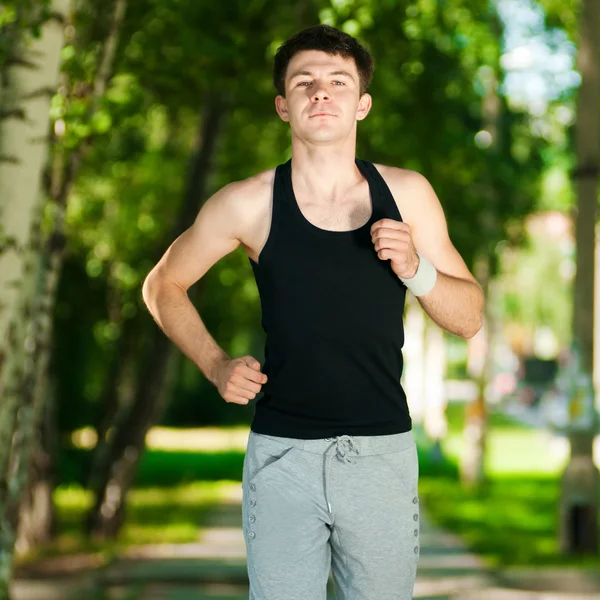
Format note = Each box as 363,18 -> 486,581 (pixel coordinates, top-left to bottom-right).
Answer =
298,81 -> 312,86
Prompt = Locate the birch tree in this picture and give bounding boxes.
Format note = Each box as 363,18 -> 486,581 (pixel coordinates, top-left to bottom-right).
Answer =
0,0 -> 71,596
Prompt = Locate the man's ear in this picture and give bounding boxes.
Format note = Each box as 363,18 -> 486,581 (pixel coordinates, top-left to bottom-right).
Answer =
356,93 -> 372,121
275,95 -> 290,122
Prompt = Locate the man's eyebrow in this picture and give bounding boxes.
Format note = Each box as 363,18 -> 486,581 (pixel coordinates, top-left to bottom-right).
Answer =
288,70 -> 356,81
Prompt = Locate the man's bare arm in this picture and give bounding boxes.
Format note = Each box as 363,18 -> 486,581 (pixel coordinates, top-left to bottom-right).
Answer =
387,169 -> 484,339
142,180 -> 268,403
413,270 -> 483,338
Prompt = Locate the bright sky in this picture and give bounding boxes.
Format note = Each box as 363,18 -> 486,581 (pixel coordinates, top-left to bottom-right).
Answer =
496,0 -> 579,113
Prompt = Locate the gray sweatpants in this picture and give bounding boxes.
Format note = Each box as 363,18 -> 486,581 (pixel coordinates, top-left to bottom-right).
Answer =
241,429 -> 420,600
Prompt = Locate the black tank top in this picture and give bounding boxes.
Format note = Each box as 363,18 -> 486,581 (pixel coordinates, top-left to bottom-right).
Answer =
248,158 -> 411,439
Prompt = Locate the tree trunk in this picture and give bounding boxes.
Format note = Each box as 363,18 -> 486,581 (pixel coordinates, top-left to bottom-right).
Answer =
402,295 -> 427,426
461,256 -> 490,487
85,96 -> 227,539
559,0 -> 600,555
1,0 -> 129,578
88,307 -> 139,481
8,0 -> 129,556
423,321 -> 447,462
460,21 -> 502,487
4,0 -> 129,560
15,380 -> 59,554
86,327 -> 181,536
0,2 -> 71,597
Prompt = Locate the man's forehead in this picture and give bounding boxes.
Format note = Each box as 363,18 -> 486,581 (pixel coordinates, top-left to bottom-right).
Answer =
286,50 -> 357,75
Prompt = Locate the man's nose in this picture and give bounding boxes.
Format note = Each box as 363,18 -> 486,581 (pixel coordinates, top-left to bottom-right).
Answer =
311,83 -> 330,102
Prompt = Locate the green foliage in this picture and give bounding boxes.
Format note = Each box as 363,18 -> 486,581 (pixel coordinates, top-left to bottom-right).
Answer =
321,0 -> 545,269
59,447 -> 245,487
59,434 -> 456,488
48,0 -> 572,437
419,474 -> 569,566
49,410 -> 593,567
0,0 -> 52,86
54,257 -> 113,433
537,0 -> 580,38
30,481 -> 237,559
420,404 -> 596,566
52,0 -> 322,433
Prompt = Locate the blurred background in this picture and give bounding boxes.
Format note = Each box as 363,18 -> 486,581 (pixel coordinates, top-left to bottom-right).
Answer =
1,0 -> 600,598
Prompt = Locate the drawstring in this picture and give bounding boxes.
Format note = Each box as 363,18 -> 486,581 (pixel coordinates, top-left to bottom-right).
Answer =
323,435 -> 361,513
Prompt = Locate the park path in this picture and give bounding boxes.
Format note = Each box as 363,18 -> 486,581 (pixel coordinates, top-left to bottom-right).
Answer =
14,497 -> 600,600
12,501 -> 491,600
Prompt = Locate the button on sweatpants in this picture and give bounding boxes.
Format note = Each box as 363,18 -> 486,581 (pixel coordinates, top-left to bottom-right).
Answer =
241,430 -> 420,600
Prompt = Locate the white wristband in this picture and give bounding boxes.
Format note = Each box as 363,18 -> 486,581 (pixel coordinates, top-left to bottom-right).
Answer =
399,253 -> 437,296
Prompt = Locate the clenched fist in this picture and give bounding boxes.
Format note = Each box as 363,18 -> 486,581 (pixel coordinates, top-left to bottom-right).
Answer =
370,219 -> 419,279
215,355 -> 268,405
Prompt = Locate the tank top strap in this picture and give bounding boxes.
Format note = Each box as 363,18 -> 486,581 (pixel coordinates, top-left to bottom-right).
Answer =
273,159 -> 291,216
356,159 -> 403,223
274,157 -> 403,229
276,158 -> 292,208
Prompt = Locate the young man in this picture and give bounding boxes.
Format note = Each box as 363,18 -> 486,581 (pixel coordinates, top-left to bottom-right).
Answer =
143,24 -> 483,600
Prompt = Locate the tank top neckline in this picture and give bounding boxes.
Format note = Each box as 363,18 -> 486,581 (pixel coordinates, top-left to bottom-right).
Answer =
281,158 -> 377,238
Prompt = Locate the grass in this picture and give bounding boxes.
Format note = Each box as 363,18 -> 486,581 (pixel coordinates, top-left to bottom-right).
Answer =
22,481 -> 240,563
418,474 -> 566,567
60,448 -> 247,487
442,402 -> 568,476
418,402 -> 598,568
42,431 -> 454,564
25,408 -> 600,569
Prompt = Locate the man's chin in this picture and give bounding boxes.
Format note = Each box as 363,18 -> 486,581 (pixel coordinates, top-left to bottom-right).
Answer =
305,130 -> 343,144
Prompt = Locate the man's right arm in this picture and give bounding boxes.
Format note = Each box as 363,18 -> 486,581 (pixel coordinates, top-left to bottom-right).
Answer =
141,181 -> 267,404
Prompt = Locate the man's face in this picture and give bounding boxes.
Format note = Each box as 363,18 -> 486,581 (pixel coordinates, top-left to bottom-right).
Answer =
275,50 -> 371,144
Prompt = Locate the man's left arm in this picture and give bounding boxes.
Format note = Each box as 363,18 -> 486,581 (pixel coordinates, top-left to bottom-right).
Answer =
371,169 -> 484,339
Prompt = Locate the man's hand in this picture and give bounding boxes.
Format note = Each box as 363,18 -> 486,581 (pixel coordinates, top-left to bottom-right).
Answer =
214,355 -> 268,405
370,218 -> 419,279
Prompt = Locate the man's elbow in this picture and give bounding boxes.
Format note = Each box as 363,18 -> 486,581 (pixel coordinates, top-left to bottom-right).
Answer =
142,268 -> 162,314
460,313 -> 483,339
461,287 -> 484,339
142,269 -> 187,314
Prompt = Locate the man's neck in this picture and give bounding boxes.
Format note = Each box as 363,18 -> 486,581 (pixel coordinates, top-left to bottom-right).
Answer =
290,143 -> 362,202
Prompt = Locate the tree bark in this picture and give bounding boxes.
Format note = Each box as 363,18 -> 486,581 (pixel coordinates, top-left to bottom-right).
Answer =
15,380 -> 59,554
460,20 -> 502,487
0,2 -> 71,597
89,306 -> 139,469
7,0 -> 128,560
85,95 -> 227,539
423,321 -> 447,462
461,255 -> 490,487
559,0 -> 600,555
402,295 -> 426,426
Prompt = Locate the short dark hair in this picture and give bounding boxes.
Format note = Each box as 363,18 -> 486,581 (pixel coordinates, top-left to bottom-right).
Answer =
273,25 -> 375,97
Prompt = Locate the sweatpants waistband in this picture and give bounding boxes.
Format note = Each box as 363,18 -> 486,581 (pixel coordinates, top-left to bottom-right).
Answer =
249,429 -> 415,457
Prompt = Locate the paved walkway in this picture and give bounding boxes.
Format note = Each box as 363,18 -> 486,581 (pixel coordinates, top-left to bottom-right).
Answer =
11,500 -> 600,600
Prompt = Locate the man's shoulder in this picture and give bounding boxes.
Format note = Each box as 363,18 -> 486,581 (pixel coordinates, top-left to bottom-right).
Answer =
222,167 -> 276,203
213,167 -> 276,219
370,163 -> 439,223
209,167 -> 276,242
371,163 -> 430,191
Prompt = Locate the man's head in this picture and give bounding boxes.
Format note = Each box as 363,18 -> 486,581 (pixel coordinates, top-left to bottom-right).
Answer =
273,25 -> 375,98
273,25 -> 374,144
